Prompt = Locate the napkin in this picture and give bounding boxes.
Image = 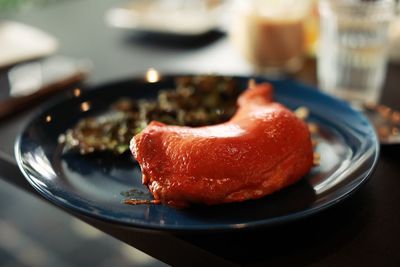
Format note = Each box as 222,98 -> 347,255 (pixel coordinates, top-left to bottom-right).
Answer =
0,21 -> 58,68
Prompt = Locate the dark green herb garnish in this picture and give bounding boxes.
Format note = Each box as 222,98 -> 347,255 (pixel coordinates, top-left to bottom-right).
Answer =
59,76 -> 241,155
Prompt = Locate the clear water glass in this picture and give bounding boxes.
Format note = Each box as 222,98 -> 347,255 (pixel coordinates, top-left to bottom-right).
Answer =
318,0 -> 395,105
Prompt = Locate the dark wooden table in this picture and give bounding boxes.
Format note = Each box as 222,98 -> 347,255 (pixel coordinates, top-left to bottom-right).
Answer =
1,1 -> 400,266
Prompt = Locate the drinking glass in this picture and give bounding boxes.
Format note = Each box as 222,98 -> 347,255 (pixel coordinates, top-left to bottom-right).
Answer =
229,0 -> 311,75
318,0 -> 395,106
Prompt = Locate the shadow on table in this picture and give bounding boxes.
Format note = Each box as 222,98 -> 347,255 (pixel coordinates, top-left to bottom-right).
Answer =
176,187 -> 373,266
124,30 -> 225,50
179,179 -> 316,226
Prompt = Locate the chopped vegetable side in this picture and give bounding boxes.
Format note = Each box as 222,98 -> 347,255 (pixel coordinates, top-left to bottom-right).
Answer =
59,76 -> 241,155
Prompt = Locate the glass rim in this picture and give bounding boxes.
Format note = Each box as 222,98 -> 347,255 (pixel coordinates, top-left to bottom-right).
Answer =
320,0 -> 395,9
319,0 -> 395,18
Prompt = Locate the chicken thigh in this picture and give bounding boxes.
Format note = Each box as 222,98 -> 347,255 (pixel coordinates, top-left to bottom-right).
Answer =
131,82 -> 313,207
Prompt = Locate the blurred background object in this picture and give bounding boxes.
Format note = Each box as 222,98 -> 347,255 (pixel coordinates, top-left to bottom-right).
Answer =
105,0 -> 227,36
229,0 -> 312,76
0,56 -> 90,121
317,0 -> 395,106
304,0 -> 319,57
0,21 -> 58,68
388,1 -> 400,63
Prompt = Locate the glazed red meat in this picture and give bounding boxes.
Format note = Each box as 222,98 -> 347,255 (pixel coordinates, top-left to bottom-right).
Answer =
131,82 -> 314,207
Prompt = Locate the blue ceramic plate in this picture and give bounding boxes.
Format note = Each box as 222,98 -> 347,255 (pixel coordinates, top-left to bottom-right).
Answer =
15,75 -> 379,232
